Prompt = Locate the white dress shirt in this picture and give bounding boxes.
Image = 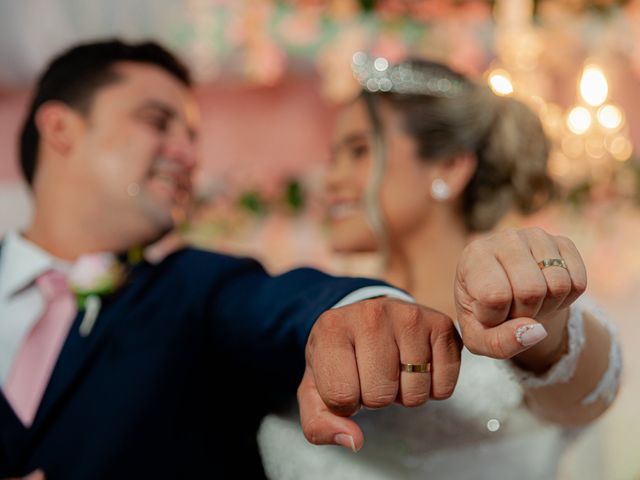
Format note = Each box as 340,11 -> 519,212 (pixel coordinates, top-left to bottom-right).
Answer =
0,231 -> 412,387
0,231 -> 72,385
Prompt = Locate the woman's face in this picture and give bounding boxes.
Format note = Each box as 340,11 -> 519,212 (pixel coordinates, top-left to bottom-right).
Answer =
325,98 -> 435,254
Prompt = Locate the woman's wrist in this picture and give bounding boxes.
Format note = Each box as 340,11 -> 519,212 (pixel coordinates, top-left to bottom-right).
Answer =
503,304 -> 587,390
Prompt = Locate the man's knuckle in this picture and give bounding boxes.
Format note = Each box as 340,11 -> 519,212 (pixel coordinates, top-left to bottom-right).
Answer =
324,388 -> 359,410
362,383 -> 397,408
431,380 -> 457,400
401,390 -> 429,407
400,307 -> 423,334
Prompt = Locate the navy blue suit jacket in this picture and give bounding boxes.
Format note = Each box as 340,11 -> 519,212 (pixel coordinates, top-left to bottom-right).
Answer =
0,248 -> 386,479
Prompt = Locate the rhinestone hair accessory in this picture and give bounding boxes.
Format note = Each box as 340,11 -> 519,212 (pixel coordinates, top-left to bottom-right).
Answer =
351,52 -> 466,97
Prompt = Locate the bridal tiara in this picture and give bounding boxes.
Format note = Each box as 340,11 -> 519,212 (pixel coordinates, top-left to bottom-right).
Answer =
351,51 -> 466,98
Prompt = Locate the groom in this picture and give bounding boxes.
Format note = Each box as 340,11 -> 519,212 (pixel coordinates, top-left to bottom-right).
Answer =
0,40 -> 463,479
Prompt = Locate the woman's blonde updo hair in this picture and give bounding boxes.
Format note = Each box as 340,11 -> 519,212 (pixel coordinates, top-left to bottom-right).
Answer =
362,58 -> 553,232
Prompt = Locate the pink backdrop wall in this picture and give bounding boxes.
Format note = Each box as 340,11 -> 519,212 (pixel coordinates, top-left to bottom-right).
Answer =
0,90 -> 29,182
0,75 -> 336,186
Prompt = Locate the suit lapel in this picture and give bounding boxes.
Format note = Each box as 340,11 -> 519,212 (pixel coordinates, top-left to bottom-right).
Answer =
0,389 -> 29,470
29,309 -> 113,430
0,240 -> 29,470
30,262 -> 148,430
0,303 -> 124,468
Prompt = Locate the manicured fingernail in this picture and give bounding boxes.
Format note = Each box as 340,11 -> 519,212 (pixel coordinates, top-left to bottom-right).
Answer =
515,324 -> 548,347
334,433 -> 358,452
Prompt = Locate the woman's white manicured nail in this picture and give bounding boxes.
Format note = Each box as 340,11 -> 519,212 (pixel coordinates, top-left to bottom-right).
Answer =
515,324 -> 548,347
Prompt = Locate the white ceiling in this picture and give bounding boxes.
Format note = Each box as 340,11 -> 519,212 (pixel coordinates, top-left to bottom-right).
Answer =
2,0 -> 639,93
0,0 -> 186,88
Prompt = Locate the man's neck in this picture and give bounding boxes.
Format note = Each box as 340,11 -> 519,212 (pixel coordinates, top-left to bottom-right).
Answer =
23,225 -> 94,261
23,208 -> 126,260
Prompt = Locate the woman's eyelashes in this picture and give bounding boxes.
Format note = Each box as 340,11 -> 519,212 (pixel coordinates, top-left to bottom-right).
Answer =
348,141 -> 369,160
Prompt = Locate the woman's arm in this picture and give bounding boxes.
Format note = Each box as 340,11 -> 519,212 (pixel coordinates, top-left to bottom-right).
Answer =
510,304 -> 620,425
454,227 -> 621,427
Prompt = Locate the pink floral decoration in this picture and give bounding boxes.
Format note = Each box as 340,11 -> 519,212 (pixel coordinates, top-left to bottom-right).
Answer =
68,253 -> 117,292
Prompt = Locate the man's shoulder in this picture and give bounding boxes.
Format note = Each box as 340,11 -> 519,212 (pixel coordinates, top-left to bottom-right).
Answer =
151,247 -> 263,277
121,248 -> 266,305
160,246 -> 239,264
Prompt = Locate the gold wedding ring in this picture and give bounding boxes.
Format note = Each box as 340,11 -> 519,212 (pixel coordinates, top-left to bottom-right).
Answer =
537,258 -> 567,270
400,362 -> 431,373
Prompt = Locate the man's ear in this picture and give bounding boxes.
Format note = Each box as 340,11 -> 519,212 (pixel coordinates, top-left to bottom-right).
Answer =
34,101 -> 82,157
430,152 -> 477,200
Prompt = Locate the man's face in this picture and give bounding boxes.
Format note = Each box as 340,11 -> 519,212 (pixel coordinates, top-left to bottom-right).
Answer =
70,61 -> 199,244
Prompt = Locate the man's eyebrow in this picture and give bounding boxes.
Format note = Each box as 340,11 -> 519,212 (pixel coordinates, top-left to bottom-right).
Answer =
137,99 -> 198,140
137,100 -> 178,118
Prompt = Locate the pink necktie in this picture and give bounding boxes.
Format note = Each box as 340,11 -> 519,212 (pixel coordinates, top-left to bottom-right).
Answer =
5,270 -> 76,427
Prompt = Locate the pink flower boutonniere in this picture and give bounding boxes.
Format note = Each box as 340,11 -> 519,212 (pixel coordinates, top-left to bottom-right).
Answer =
69,253 -> 125,308
68,252 -> 130,337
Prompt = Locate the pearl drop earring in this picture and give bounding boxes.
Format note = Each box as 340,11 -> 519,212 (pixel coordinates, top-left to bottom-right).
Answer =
430,178 -> 450,201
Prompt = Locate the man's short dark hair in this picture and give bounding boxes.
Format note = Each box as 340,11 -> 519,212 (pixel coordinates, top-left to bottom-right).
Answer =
19,39 -> 192,185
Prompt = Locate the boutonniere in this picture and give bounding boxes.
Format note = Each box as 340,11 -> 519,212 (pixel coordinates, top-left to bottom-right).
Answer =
69,253 -> 125,309
68,248 -> 141,337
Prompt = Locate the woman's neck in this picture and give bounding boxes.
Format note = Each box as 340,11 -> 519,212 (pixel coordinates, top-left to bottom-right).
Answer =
384,214 -> 468,319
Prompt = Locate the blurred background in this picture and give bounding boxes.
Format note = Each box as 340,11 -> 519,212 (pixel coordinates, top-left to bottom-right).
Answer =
0,1 -> 639,478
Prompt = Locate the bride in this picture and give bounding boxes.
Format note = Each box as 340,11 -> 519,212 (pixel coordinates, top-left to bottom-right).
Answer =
258,56 -> 621,479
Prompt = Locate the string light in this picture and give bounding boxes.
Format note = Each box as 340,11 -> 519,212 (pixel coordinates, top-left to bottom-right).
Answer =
579,65 -> 608,107
488,1 -> 634,197
608,136 -> 633,161
567,106 -> 592,135
597,104 -> 623,130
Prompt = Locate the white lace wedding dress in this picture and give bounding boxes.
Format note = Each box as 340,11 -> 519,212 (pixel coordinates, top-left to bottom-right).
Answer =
258,299 -> 620,480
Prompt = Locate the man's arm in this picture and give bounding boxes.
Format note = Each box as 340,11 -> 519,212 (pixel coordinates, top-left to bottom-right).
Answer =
298,297 -> 462,452
5,469 -> 44,480
209,260 -> 392,403
209,257 -> 462,451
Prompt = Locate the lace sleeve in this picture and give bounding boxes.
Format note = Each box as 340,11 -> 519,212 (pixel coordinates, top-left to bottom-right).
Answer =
579,297 -> 622,405
503,297 -> 622,406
